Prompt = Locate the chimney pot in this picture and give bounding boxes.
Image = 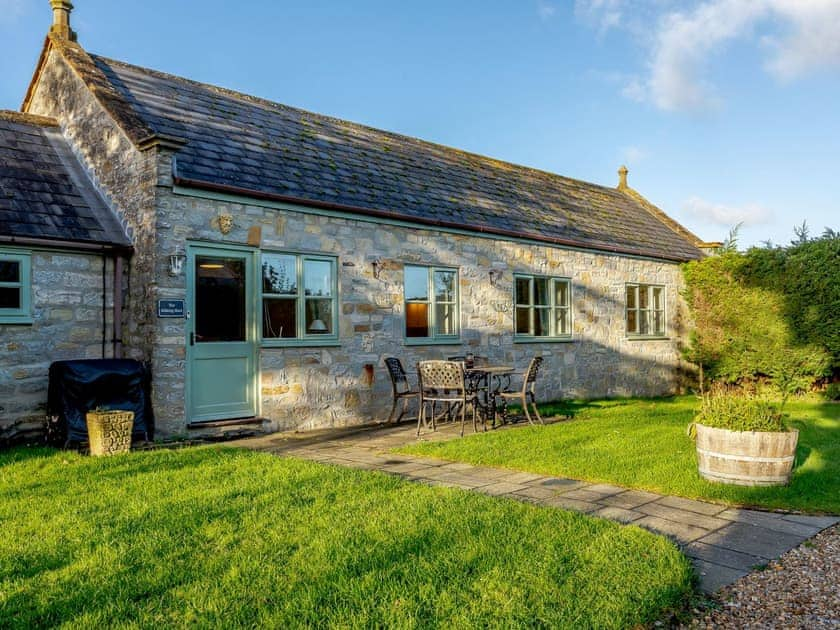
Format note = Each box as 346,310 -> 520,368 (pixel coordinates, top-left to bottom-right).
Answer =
49,0 -> 76,41
617,165 -> 629,190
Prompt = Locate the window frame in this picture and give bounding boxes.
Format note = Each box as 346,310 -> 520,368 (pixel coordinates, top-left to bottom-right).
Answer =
0,249 -> 32,325
513,274 -> 573,342
260,251 -> 339,347
403,264 -> 461,345
625,283 -> 667,339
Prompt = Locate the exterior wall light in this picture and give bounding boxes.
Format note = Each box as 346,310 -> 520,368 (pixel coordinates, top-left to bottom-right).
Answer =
168,251 -> 186,276
371,258 -> 383,279
488,268 -> 503,286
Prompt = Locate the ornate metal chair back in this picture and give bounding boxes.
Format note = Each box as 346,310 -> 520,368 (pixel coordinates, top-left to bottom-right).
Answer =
523,356 -> 544,393
418,360 -> 465,397
384,357 -> 410,394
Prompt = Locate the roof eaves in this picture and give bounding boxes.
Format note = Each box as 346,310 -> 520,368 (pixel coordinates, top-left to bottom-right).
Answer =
173,172 -> 700,263
619,186 -> 705,256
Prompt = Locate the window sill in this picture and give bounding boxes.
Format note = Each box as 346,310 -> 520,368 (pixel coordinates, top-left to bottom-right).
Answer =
513,336 -> 575,344
261,339 -> 341,348
0,316 -> 33,326
626,335 -> 670,341
404,338 -> 462,347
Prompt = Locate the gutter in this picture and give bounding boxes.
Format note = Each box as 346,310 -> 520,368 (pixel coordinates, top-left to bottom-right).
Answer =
171,174 -> 699,264
0,234 -> 133,255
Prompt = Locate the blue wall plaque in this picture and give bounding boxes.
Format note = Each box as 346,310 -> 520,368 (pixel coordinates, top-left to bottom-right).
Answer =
157,299 -> 185,318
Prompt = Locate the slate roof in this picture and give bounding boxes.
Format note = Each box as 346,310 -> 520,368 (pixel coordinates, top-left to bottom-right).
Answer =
34,37 -> 705,261
0,111 -> 129,248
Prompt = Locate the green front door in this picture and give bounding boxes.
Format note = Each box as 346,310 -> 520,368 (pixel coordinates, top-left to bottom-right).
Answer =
187,244 -> 258,422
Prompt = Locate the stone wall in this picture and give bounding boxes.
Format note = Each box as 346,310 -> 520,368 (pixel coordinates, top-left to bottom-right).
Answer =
26,46 -> 158,366
154,186 -> 690,436
1,249 -> 114,442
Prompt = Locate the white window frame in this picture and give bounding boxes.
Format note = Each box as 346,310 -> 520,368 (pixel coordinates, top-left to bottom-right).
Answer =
625,283 -> 666,338
513,274 -> 572,341
0,249 -> 32,325
261,252 -> 339,347
404,265 -> 460,345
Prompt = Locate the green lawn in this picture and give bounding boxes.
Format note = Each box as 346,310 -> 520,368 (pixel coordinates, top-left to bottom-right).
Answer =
398,397 -> 840,514
0,447 -> 693,628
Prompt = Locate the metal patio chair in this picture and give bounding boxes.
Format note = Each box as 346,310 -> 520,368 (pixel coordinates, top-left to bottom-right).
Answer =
498,356 -> 545,425
417,360 -> 477,437
384,357 -> 420,424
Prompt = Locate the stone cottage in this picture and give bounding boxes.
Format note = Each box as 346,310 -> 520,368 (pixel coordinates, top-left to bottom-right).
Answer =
1,3 -> 713,440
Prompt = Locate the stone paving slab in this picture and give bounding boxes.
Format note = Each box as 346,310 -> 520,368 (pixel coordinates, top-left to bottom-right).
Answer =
234,420 -> 838,594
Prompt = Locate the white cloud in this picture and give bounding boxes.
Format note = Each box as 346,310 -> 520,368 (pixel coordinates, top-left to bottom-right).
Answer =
764,0 -> 840,80
575,0 -> 624,34
683,196 -> 774,227
620,145 -> 648,164
580,0 -> 840,112
538,1 -> 557,21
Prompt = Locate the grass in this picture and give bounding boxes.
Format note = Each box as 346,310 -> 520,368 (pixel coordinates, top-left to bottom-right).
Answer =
0,446 -> 693,628
398,396 -> 840,514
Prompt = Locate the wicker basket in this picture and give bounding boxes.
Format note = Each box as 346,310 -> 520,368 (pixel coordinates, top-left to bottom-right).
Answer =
86,410 -> 134,456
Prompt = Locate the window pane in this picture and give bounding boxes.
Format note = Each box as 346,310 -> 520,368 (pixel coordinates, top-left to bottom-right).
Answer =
304,260 -> 333,297
639,310 -> 650,335
639,286 -> 649,309
626,285 -> 637,309
554,280 -> 569,307
515,307 -> 531,334
0,261 -> 19,283
555,307 -> 569,336
0,287 -> 20,309
534,307 -> 550,336
405,302 -> 430,337
434,270 -> 456,303
262,254 -> 297,295
306,299 -> 333,334
652,286 -> 663,310
653,310 -> 665,335
263,299 -> 296,338
404,266 -> 428,301
515,277 -> 531,305
435,303 -> 456,336
196,257 -> 245,342
626,309 -> 637,334
534,277 -> 549,306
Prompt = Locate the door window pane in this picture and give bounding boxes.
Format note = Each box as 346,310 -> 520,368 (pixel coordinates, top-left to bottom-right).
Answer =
304,260 -> 333,297
196,257 -> 245,342
263,299 -> 296,338
0,261 -> 19,283
262,254 -> 297,295
405,302 -> 430,337
306,299 -> 333,334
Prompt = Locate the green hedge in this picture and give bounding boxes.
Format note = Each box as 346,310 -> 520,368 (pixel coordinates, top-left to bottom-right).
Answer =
682,232 -> 838,390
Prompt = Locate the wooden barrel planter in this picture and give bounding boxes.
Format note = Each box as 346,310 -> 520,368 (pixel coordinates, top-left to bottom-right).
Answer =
694,424 -> 799,486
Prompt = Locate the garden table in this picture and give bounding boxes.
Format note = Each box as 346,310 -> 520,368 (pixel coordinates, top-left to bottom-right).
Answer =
466,365 -> 515,428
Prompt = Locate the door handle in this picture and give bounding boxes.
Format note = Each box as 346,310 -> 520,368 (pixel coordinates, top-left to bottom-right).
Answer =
189,332 -> 195,346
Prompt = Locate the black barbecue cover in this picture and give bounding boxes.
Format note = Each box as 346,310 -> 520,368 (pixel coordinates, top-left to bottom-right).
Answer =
47,359 -> 153,444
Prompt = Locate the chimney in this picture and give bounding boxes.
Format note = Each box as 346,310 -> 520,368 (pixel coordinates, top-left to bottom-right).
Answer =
617,165 -> 629,190
49,0 -> 77,41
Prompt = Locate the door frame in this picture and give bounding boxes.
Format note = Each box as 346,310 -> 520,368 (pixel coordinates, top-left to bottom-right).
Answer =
185,240 -> 261,423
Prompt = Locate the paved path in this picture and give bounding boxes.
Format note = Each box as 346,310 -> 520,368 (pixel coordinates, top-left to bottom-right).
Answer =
236,420 -> 838,594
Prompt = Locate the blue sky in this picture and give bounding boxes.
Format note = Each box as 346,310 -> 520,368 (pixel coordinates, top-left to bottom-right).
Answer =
2,0 -> 838,248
